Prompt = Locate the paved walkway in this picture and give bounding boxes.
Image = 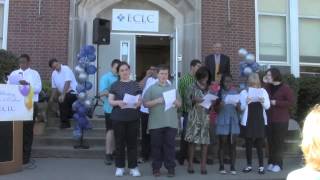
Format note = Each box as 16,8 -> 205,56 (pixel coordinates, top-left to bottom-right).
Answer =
0,157 -> 302,180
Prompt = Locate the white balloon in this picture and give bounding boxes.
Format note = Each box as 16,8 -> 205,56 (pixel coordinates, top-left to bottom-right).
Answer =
238,48 -> 248,58
75,65 -> 85,74
78,92 -> 87,101
243,67 -> 253,75
245,54 -> 255,63
78,73 -> 88,82
84,99 -> 92,109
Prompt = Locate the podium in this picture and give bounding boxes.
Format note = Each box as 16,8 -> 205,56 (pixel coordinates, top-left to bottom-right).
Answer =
0,121 -> 23,175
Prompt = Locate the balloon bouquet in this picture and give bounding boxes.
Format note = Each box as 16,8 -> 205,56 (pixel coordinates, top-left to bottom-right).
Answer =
72,45 -> 97,149
238,48 -> 260,89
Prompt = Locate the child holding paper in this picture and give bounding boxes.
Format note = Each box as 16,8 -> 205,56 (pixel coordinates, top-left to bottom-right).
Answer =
143,65 -> 181,177
184,67 -> 212,175
215,75 -> 240,175
240,73 -> 270,174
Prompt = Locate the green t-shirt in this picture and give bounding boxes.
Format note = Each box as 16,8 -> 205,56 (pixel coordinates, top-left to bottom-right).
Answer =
143,82 -> 181,130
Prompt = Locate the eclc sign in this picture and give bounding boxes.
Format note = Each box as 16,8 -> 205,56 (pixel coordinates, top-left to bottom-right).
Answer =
112,9 -> 159,32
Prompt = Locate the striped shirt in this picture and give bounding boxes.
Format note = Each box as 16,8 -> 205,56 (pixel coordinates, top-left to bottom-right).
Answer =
178,73 -> 196,113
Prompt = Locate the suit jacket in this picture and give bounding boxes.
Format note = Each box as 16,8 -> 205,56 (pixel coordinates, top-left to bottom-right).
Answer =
204,54 -> 231,82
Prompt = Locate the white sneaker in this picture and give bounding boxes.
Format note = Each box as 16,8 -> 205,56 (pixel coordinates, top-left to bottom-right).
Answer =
115,168 -> 125,177
129,167 -> 141,177
267,164 -> 274,171
271,165 -> 281,172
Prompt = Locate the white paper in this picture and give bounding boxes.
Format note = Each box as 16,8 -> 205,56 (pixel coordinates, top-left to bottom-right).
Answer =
248,88 -> 263,102
123,93 -> 140,109
163,89 -> 176,111
200,94 -> 218,109
224,94 -> 240,105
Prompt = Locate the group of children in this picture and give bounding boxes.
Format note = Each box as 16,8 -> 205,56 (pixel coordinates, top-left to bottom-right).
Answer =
100,59 -> 291,177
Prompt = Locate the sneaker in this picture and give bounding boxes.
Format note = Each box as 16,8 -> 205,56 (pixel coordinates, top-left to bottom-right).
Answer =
219,166 -> 227,174
258,167 -> 265,174
23,162 -> 37,170
115,168 -> 125,177
130,167 -> 141,177
167,169 -> 175,177
230,167 -> 237,175
137,157 -> 145,164
104,154 -> 113,166
271,165 -> 281,172
153,169 -> 161,177
242,166 -> 252,173
267,164 -> 274,171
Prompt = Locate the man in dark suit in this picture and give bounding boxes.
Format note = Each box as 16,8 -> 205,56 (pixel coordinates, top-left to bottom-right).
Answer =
204,43 -> 231,83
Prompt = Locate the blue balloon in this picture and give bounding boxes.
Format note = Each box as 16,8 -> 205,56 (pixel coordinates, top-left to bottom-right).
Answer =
86,65 -> 97,75
84,81 -> 93,90
87,54 -> 96,62
76,84 -> 86,93
73,113 -> 80,121
77,104 -> 87,116
84,45 -> 95,55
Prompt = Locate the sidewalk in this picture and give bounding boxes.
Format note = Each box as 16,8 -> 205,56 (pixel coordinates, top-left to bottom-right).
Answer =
0,157 -> 302,180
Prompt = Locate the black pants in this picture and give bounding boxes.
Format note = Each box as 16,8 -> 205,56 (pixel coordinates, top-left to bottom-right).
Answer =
245,138 -> 264,167
267,122 -> 288,168
218,135 -> 237,169
58,92 -> 77,125
23,102 -> 38,164
140,112 -> 150,160
179,112 -> 188,160
150,127 -> 177,170
113,120 -> 139,168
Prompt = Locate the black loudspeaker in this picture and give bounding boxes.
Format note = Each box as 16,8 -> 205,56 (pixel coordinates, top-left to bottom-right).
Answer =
93,18 -> 110,45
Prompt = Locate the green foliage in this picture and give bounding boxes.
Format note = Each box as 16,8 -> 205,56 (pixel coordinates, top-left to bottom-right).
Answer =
0,49 -> 18,83
297,76 -> 320,123
42,80 -> 52,95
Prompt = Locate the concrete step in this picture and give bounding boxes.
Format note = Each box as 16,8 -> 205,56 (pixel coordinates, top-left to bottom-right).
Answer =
46,117 -> 105,129
43,127 -> 106,137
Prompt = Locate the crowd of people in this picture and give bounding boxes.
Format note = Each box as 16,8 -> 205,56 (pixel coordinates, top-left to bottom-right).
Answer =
9,43 -> 320,179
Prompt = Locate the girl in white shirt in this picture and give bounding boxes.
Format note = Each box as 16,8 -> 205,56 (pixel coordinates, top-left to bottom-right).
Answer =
240,73 -> 270,174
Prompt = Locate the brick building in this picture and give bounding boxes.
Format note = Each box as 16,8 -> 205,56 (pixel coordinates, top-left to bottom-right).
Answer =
1,0 -> 320,85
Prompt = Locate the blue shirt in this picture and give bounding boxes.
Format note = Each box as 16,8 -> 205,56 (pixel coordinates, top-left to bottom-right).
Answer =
99,72 -> 118,113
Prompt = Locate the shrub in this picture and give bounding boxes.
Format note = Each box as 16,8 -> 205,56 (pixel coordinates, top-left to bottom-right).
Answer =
0,50 -> 18,83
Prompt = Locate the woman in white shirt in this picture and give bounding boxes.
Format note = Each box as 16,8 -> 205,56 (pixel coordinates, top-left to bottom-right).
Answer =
287,105 -> 320,180
240,73 -> 270,174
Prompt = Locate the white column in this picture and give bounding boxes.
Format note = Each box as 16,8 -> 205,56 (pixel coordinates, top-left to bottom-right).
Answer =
2,0 -> 9,49
289,0 -> 300,77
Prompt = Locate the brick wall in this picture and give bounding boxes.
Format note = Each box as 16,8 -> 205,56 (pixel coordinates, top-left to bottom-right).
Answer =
202,0 -> 256,82
7,0 -> 70,80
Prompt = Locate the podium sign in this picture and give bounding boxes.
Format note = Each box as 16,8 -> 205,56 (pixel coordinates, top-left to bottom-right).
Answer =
0,84 -> 33,175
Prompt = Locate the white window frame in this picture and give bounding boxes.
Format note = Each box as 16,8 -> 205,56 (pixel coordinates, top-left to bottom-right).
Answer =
255,0 -> 300,77
299,15 -> 320,67
0,0 -> 9,50
255,0 -> 290,65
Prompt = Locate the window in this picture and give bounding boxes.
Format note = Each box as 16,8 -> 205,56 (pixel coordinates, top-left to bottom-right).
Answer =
257,0 -> 289,63
299,0 -> 320,65
0,0 -> 8,49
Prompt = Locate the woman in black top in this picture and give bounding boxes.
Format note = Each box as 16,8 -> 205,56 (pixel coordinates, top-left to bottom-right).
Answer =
109,62 -> 142,177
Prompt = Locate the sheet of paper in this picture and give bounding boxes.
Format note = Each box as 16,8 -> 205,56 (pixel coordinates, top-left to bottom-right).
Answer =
224,94 -> 240,105
199,94 -> 218,109
248,88 -> 263,102
163,89 -> 176,111
123,93 -> 140,109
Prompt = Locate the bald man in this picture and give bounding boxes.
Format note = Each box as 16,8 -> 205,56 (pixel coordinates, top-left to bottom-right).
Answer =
204,43 -> 231,83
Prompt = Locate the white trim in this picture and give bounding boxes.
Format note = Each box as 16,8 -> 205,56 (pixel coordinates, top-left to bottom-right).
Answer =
299,16 -> 320,20
258,12 -> 287,17
255,0 -> 259,62
2,0 -> 9,49
300,63 -> 320,67
289,0 -> 300,77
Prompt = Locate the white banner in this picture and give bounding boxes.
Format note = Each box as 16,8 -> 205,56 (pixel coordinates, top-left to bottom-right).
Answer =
112,9 -> 159,32
0,84 -> 33,121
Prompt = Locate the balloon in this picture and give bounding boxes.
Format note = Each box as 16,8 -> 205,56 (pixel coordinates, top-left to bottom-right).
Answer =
84,99 -> 92,109
77,105 -> 87,116
76,84 -> 86,93
78,116 -> 89,128
251,62 -> 260,72
84,81 -> 93,90
238,48 -> 248,58
78,72 -> 88,82
245,54 -> 255,64
84,45 -> 95,55
75,65 -> 85,74
72,101 -> 81,111
73,113 -> 80,121
243,67 -> 253,76
78,92 -> 87,101
19,85 -> 30,96
87,54 -> 96,62
86,65 -> 97,75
